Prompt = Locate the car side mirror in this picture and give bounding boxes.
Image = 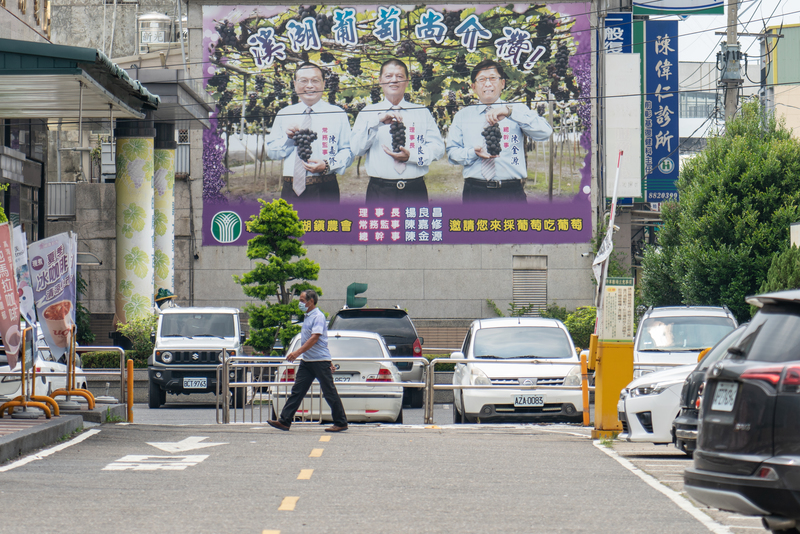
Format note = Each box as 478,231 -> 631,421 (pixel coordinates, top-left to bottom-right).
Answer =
240,332 -> 247,343
697,347 -> 711,362
150,332 -> 155,343
449,351 -> 464,360
419,336 -> 424,345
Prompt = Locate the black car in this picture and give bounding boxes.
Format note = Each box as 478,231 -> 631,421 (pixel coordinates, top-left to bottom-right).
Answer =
672,324 -> 748,456
328,308 -> 425,408
684,290 -> 800,532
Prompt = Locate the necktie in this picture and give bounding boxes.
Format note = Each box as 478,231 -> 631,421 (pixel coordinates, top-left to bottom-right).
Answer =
481,104 -> 496,181
391,106 -> 407,175
293,107 -> 313,196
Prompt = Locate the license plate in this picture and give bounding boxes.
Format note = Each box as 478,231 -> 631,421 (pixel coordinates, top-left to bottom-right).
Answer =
334,374 -> 352,383
711,381 -> 737,412
183,377 -> 207,389
514,394 -> 545,407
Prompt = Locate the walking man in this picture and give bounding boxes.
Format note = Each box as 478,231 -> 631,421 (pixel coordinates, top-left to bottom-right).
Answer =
268,290 -> 348,432
447,59 -> 552,203
351,59 -> 444,203
266,62 -> 353,203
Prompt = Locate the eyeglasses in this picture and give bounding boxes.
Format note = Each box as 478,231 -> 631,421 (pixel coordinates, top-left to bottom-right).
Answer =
296,78 -> 323,86
475,76 -> 502,85
381,74 -> 407,82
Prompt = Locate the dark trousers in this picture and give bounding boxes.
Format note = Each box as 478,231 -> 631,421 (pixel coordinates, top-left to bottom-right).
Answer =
366,176 -> 428,203
462,178 -> 527,203
281,176 -> 340,203
279,360 -> 348,427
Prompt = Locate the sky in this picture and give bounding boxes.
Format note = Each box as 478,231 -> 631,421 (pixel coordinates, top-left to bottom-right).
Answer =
678,0 -> 799,63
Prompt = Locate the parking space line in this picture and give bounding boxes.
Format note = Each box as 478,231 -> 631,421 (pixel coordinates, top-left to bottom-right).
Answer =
309,448 -> 323,458
319,435 -> 331,442
297,469 -> 313,480
0,428 -> 101,473
278,497 -> 299,511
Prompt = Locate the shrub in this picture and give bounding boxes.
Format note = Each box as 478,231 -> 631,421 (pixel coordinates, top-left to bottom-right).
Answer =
82,351 -> 147,369
117,314 -> 158,365
564,306 -> 597,350
425,354 -> 455,372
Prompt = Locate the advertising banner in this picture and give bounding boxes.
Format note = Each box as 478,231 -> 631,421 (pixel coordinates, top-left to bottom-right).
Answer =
633,0 -> 723,16
28,232 -> 77,361
0,224 -> 21,369
12,225 -> 36,326
643,20 -> 679,203
202,4 -> 592,246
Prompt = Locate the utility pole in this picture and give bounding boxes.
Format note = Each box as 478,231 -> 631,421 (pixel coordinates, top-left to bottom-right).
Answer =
722,0 -> 742,122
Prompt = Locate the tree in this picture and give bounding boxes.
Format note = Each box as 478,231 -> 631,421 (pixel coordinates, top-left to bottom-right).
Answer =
641,101 -> 800,321
757,245 -> 800,294
233,199 -> 321,353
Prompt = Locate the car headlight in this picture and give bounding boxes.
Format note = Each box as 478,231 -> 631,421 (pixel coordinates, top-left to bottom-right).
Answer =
563,365 -> 582,387
620,388 -> 629,400
629,380 -> 683,397
161,351 -> 173,364
470,367 -> 492,386
218,351 -> 225,363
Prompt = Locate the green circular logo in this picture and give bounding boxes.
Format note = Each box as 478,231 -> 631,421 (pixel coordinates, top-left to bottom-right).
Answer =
211,211 -> 242,243
658,157 -> 675,174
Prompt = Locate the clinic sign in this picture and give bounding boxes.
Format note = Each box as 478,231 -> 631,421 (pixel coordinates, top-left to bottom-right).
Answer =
201,4 -> 592,246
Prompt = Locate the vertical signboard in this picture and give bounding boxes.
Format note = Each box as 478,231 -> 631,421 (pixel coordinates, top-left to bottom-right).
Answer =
0,224 -> 21,369
598,277 -> 634,342
604,12 -> 632,54
644,20 -> 679,203
12,225 -> 36,326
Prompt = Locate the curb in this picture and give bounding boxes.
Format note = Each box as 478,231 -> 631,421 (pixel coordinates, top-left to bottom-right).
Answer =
0,415 -> 84,464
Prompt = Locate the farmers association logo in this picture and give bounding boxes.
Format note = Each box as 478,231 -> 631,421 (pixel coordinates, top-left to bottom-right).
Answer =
211,211 -> 242,243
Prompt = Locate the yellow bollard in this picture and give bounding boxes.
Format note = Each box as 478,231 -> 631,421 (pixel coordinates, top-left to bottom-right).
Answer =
591,340 -> 633,440
127,358 -> 134,422
580,352 -> 590,426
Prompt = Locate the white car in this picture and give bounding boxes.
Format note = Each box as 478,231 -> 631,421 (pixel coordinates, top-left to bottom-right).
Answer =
271,330 -> 404,424
451,317 -> 583,424
617,364 -> 695,444
0,351 -> 88,401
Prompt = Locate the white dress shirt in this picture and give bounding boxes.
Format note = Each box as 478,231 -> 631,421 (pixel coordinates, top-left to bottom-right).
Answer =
266,100 -> 353,176
351,98 -> 445,180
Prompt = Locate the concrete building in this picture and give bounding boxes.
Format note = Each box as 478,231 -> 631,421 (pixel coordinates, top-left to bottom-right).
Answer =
763,23 -> 800,137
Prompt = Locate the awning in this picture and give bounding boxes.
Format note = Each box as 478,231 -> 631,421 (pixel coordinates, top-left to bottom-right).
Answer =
124,68 -> 214,130
0,38 -> 160,126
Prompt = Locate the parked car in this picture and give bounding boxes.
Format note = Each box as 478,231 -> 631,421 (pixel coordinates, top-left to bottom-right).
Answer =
672,324 -> 748,456
450,317 -> 582,424
633,306 -> 737,379
684,290 -> 800,532
328,307 -> 425,408
0,351 -> 88,400
271,330 -> 403,424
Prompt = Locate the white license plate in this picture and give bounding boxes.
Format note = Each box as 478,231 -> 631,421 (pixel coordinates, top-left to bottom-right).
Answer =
711,381 -> 737,412
334,375 -> 352,383
514,394 -> 545,407
183,378 -> 207,389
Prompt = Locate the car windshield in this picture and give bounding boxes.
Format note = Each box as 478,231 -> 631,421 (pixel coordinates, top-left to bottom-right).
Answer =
472,326 -> 574,359
290,336 -> 385,359
637,316 -> 735,351
160,314 -> 235,338
331,312 -> 416,338
735,308 -> 800,363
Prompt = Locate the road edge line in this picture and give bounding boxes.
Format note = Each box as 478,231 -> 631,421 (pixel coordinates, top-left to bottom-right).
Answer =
0,428 -> 101,473
592,440 -> 732,534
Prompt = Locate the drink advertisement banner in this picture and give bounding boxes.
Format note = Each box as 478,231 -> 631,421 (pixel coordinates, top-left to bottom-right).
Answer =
202,4 -> 592,246
12,225 -> 37,326
28,232 -> 77,361
0,224 -> 21,369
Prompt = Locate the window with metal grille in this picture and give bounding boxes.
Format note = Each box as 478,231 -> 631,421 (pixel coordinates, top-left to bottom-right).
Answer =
178,129 -> 189,143
512,255 -> 547,317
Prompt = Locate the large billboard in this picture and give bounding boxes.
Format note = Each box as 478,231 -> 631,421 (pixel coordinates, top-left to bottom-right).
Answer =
202,4 -> 592,246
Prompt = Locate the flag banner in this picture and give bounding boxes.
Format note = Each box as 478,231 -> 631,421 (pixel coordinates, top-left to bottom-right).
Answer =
12,225 -> 37,326
28,232 -> 77,361
0,223 -> 21,369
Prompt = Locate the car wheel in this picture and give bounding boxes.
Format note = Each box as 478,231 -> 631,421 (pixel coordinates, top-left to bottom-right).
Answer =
148,380 -> 162,409
410,387 -> 424,409
392,409 -> 403,424
453,403 -> 463,424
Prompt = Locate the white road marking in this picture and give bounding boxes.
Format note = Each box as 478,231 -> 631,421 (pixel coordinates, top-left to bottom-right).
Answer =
0,428 -> 101,473
147,436 -> 227,453
595,441 -> 733,534
103,454 -> 208,471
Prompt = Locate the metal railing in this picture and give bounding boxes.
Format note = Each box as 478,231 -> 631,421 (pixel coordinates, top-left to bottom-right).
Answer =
47,182 -> 76,219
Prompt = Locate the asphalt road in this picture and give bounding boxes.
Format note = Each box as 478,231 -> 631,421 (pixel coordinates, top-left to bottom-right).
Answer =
0,402 -> 738,534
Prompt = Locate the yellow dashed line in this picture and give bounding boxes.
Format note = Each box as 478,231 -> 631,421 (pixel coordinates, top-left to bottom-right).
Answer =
278,496 -> 299,511
297,469 -> 313,480
263,531 -> 280,534
309,448 -> 324,458
319,435 -> 331,442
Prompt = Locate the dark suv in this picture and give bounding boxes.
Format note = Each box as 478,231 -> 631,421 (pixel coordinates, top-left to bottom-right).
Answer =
328,308 -> 425,408
684,290 -> 800,532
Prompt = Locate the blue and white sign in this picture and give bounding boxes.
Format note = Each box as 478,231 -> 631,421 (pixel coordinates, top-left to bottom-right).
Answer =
644,20 -> 679,203
604,13 -> 632,55
633,0 -> 723,16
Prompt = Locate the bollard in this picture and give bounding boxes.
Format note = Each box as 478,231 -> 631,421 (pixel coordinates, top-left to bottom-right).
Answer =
580,353 -> 590,427
127,358 -> 134,422
591,340 -> 633,439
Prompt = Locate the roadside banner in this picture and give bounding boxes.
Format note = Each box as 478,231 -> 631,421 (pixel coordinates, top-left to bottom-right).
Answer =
28,232 -> 77,361
0,223 -> 21,369
12,225 -> 37,326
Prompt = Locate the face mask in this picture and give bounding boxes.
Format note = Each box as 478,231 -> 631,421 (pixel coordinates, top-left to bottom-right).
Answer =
299,302 -> 308,313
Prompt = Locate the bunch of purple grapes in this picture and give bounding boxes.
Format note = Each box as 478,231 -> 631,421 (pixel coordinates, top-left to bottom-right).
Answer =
482,123 -> 502,156
315,13 -> 333,35
208,71 -> 230,91
320,51 -> 334,63
294,129 -> 318,162
390,120 -> 406,152
443,11 -> 462,39
347,57 -> 362,76
254,75 -> 265,93
370,86 -> 381,104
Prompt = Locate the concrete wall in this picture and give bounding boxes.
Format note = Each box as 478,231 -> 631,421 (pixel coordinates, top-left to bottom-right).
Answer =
1,1 -> 51,43
774,85 -> 800,139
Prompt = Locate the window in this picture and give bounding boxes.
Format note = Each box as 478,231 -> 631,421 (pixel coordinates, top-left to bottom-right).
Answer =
178,129 -> 189,143
680,91 -> 718,119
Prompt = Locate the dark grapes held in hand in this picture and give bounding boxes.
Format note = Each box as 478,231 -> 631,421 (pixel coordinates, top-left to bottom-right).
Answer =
389,120 -> 406,152
294,128 -> 318,162
481,123 -> 502,156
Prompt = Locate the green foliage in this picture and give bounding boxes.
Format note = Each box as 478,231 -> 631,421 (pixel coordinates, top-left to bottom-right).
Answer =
425,354 -> 455,372
75,271 -> 95,345
485,299 -> 537,317
563,306 -> 596,349
754,245 -> 800,315
538,302 -> 569,322
0,184 -> 8,223
641,101 -> 800,322
592,224 -> 630,278
82,351 -> 124,368
234,199 -> 321,354
117,314 -> 157,366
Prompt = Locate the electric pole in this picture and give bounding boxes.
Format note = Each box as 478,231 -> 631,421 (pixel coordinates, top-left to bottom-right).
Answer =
722,0 -> 742,122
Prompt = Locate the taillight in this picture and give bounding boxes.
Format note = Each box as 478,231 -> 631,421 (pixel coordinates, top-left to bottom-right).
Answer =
413,338 -> 422,356
741,366 -> 784,386
695,382 -> 704,410
280,368 -> 295,382
366,368 -> 394,382
780,366 -> 800,393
